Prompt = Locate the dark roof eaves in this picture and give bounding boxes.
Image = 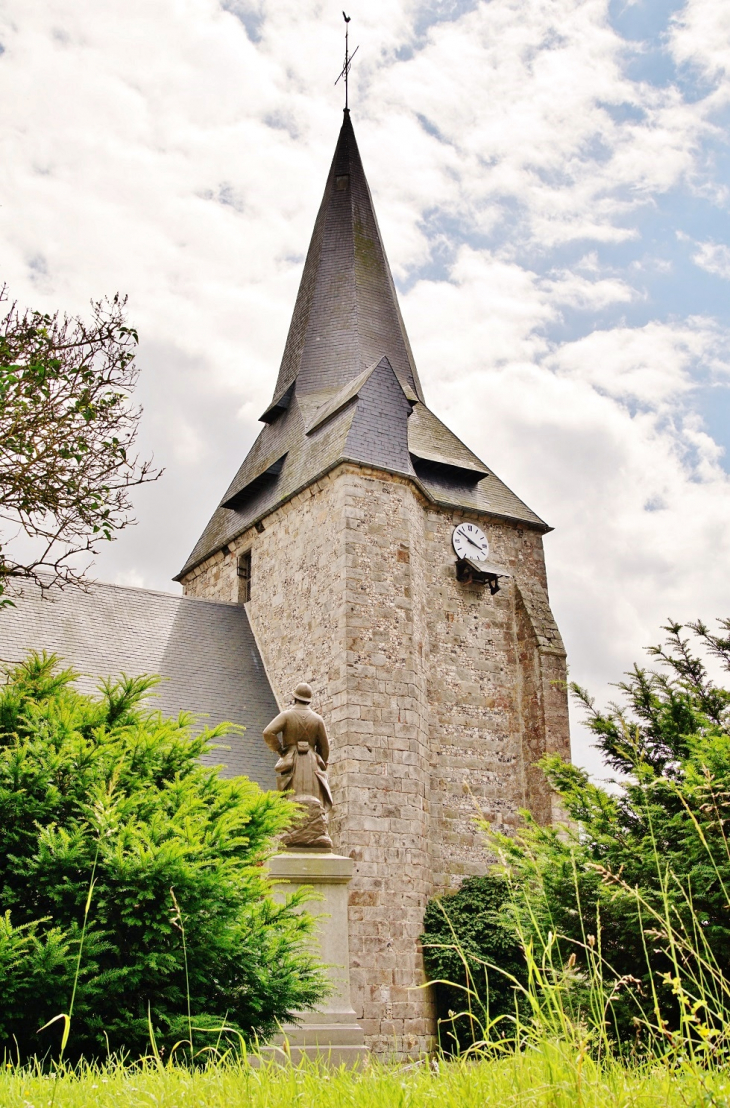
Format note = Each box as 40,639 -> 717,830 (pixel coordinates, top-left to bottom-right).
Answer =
417,485 -> 552,533
174,459 -> 551,581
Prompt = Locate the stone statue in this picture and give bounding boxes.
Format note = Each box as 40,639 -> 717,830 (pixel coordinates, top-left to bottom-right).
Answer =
263,682 -> 333,849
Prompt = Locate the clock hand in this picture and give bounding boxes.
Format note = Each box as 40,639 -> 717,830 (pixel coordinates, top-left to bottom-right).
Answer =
465,535 -> 484,553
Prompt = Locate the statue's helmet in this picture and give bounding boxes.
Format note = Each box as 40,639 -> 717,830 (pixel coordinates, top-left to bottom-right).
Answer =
293,682 -> 313,703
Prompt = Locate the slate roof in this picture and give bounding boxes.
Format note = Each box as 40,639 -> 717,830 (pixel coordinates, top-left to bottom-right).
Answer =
265,109 -> 424,412
0,580 -> 278,789
177,111 -> 547,579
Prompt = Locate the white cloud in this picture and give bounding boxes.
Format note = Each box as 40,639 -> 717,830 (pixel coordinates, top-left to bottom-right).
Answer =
114,569 -> 146,589
671,0 -> 730,86
543,269 -> 636,312
370,0 -> 713,260
693,241 -> 730,281
547,318 -> 725,403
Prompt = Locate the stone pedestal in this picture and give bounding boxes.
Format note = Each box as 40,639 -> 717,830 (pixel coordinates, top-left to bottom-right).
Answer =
264,850 -> 368,1066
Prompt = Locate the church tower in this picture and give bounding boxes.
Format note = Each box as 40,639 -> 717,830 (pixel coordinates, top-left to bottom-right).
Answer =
176,110 -> 570,1055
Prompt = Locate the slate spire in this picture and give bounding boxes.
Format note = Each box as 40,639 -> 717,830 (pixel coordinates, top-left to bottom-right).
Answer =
262,109 -> 424,420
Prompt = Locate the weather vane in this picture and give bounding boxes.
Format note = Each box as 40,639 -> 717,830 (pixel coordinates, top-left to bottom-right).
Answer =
335,12 -> 359,110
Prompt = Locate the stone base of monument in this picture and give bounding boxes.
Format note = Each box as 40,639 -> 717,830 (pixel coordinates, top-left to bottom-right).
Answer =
259,850 -> 368,1067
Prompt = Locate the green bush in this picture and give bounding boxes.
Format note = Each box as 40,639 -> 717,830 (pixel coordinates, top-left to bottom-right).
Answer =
423,619 -> 730,1052
0,652 -> 326,1062
421,875 -> 526,1049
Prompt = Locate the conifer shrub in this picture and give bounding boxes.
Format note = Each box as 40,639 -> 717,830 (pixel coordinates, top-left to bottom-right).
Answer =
0,652 -> 326,1062
421,875 -> 526,1049
422,619 -> 730,1053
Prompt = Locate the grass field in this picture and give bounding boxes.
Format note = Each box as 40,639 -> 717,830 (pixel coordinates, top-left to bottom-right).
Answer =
3,1044 -> 729,1108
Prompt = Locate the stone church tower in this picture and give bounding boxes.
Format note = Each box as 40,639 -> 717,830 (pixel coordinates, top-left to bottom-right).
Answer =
176,110 -> 570,1054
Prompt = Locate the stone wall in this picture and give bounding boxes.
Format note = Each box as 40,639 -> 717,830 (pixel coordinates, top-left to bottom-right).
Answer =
182,472 -> 347,727
422,508 -> 570,889
181,461 -> 570,1056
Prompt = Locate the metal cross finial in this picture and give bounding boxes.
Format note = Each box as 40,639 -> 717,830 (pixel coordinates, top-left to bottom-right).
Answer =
335,12 -> 359,110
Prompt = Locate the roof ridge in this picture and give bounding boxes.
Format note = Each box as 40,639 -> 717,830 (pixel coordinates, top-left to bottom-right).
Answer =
40,577 -> 246,610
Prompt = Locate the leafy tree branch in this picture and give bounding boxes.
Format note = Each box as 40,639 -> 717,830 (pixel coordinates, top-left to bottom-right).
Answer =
0,287 -> 161,601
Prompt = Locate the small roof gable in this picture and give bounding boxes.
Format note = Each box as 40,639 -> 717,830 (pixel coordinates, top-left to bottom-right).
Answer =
305,362 -> 380,434
177,357 -> 416,577
343,356 -> 414,474
0,581 -> 278,789
178,388 -> 360,574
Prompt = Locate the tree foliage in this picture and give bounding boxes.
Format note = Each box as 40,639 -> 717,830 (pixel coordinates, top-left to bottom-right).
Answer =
422,619 -> 730,1049
0,289 -> 159,602
421,876 -> 526,1049
0,653 -> 326,1062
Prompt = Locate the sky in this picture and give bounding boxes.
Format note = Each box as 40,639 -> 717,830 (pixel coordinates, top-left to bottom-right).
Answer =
1,0 -> 729,777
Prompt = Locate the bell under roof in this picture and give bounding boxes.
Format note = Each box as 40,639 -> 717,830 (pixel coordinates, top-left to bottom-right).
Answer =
176,111 -> 546,581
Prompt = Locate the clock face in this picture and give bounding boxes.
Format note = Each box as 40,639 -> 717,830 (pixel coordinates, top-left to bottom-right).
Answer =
452,522 -> 489,562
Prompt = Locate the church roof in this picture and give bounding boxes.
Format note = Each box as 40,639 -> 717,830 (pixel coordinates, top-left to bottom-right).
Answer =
0,581 -> 278,789
177,112 -> 547,579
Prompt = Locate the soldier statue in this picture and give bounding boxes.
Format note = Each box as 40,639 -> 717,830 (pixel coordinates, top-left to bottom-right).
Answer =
263,682 -> 333,849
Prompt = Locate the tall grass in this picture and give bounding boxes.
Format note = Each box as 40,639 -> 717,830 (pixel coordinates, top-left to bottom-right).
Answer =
2,1048 -> 730,1108
425,779 -> 730,1072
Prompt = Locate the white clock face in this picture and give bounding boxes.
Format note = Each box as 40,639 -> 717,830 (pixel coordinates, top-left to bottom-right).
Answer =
452,522 -> 489,562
